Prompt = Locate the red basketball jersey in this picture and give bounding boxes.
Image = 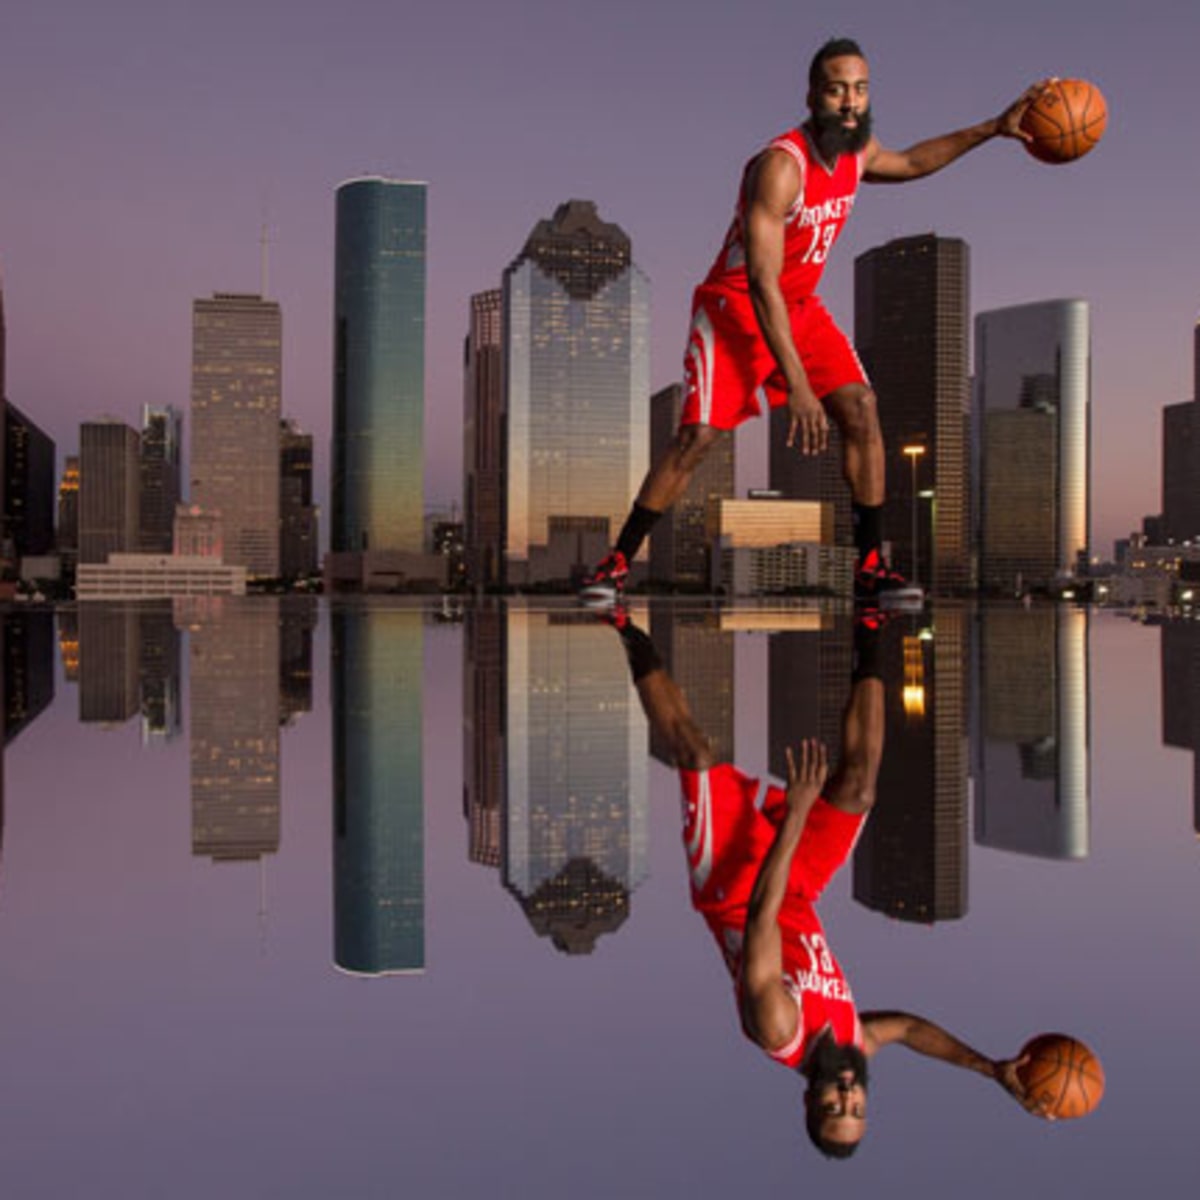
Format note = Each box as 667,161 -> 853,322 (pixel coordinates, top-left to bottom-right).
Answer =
702,126 -> 865,301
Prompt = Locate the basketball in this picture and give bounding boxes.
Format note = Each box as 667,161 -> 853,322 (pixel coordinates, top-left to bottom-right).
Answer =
1019,79 -> 1107,163
1016,1033 -> 1105,1119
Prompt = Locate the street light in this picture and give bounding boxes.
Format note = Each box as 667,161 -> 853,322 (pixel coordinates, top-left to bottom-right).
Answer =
902,444 -> 926,584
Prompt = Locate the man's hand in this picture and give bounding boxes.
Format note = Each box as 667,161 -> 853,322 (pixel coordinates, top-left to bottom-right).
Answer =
785,739 -> 828,814
786,384 -> 829,455
993,1054 -> 1057,1120
994,78 -> 1058,143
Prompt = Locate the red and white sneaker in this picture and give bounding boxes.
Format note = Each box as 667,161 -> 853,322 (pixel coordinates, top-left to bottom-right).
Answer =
854,548 -> 924,609
578,550 -> 629,605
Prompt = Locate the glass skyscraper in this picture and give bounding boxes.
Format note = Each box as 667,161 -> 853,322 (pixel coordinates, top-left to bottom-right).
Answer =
502,200 -> 649,584
332,178 -> 426,555
974,299 -> 1090,590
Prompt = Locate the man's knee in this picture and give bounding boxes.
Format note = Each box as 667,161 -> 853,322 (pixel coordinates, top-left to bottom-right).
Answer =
675,423 -> 723,467
829,387 -> 881,445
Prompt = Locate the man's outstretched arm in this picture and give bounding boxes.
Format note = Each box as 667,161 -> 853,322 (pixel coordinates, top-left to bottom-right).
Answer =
740,741 -> 828,1049
860,1011 -> 1052,1118
862,79 -> 1053,182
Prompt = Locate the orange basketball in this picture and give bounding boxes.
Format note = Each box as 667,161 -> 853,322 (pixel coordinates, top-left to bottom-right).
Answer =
1016,1033 -> 1105,1119
1019,79 -> 1108,163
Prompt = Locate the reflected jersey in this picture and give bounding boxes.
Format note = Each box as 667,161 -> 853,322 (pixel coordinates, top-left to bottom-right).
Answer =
680,764 -> 865,1069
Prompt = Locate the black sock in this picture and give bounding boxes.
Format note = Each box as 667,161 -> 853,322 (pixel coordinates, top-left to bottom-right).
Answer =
616,503 -> 663,561
852,621 -> 884,683
852,503 -> 883,563
616,621 -> 663,683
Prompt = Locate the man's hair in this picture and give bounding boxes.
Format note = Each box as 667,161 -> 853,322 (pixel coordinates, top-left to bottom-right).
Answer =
808,38 -> 867,90
805,1109 -> 861,1159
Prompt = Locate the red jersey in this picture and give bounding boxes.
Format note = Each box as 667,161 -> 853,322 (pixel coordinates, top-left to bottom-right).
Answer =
701,126 -> 865,301
681,765 -> 865,1070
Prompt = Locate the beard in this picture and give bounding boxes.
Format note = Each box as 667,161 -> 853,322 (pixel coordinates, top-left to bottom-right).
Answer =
803,1030 -> 870,1093
810,105 -> 873,158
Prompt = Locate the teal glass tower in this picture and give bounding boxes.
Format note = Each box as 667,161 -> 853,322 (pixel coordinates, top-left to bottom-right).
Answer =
332,178 -> 426,554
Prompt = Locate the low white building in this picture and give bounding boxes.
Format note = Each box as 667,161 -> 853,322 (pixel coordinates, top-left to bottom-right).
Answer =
76,554 -> 247,600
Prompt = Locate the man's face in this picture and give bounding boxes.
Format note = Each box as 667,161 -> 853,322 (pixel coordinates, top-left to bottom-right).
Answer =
803,1035 -> 870,1152
808,55 -> 872,155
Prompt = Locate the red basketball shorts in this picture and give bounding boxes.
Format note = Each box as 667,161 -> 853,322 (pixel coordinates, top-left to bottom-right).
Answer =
678,763 -> 865,925
680,287 -> 868,431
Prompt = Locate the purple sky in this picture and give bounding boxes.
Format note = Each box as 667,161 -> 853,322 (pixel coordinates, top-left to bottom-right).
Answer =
1,0 -> 1196,553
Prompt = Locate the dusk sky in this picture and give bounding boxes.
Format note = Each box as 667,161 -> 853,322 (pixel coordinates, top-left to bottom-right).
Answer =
2,0 -> 1196,553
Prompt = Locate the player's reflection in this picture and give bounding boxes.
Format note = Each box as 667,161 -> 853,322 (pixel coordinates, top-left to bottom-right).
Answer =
609,609 -> 1049,1158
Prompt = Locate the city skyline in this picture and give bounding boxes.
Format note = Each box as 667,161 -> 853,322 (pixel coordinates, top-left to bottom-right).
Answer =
1,3 -> 1193,559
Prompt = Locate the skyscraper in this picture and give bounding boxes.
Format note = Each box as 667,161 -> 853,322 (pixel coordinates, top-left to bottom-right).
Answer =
1163,399 -> 1200,544
57,456 -> 79,562
78,419 -> 140,565
4,403 -> 55,556
332,178 -> 426,556
975,299 -> 1090,590
279,419 -> 317,579
855,234 -> 970,592
502,200 -> 649,585
463,288 -> 503,589
139,405 -> 182,553
649,383 -> 735,587
190,293 -> 281,576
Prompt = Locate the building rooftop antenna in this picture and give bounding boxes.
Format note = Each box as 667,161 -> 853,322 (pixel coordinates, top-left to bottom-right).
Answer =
259,220 -> 270,299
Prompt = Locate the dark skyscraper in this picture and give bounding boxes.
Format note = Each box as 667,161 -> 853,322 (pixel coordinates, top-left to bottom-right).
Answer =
463,604 -> 504,867
855,235 -> 970,592
139,405 -> 182,553
279,419 -> 317,579
57,455 -> 79,561
1162,399 -> 1200,544
852,612 -> 969,923
4,402 -> 55,556
138,602 -> 181,745
649,383 -> 735,587
1161,618 -> 1200,834
333,178 -> 426,556
464,288 -> 503,589
77,605 -> 139,724
78,420 -> 140,565
3,610 -> 54,746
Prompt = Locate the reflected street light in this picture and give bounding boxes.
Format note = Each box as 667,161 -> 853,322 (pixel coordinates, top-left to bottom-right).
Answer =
902,444 -> 926,584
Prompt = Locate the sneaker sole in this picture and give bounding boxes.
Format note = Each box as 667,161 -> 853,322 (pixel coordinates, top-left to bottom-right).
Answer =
878,587 -> 925,611
578,585 -> 621,608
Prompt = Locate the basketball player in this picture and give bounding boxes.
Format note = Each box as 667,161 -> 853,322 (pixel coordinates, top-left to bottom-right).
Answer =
607,609 -> 1050,1157
582,41 -> 1051,606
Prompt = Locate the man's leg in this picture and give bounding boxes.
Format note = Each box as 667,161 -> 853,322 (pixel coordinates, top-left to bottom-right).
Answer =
582,423 -> 725,596
823,619 -> 885,817
823,383 -> 917,599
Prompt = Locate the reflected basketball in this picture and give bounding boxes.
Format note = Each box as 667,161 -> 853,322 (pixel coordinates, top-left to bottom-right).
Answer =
1020,79 -> 1107,163
1017,1033 -> 1105,1119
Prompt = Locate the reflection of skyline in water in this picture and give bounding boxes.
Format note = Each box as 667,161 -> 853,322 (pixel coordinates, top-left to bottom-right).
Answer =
974,606 -> 1091,859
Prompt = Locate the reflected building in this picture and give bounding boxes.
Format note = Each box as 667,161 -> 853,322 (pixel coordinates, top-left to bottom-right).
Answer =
185,597 -> 281,861
975,300 -> 1090,589
650,383 -> 735,587
974,606 -> 1090,858
852,609 -> 969,923
77,605 -> 139,725
649,606 -> 735,766
768,612 -> 852,783
501,201 -> 649,585
463,604 -> 504,867
138,602 -> 181,745
332,607 -> 424,974
855,235 -> 970,591
3,610 -> 54,745
332,178 -> 426,556
191,293 -> 281,577
1161,618 -> 1200,834
279,596 -> 316,726
502,608 -> 648,953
